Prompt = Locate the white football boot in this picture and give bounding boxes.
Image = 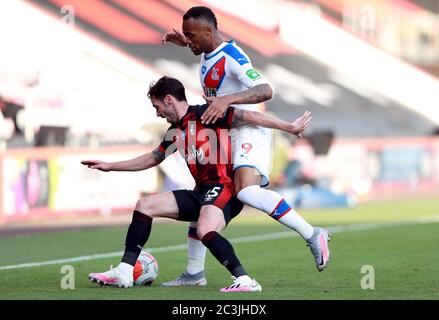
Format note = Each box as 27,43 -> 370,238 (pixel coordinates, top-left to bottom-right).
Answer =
306,227 -> 332,272
220,275 -> 262,293
88,265 -> 133,288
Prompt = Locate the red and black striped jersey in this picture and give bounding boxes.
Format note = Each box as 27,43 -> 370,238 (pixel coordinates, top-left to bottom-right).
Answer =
158,104 -> 235,190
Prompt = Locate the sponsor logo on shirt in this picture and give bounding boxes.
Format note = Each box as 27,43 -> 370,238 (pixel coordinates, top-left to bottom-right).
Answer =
187,144 -> 204,163
203,87 -> 217,97
189,122 -> 196,136
246,69 -> 261,80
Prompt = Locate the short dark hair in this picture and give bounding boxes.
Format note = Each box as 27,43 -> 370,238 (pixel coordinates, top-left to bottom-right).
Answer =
183,6 -> 218,29
148,76 -> 187,102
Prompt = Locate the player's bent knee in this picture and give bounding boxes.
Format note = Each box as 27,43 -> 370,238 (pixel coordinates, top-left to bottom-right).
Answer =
234,167 -> 262,193
197,205 -> 226,238
196,227 -> 208,240
133,209 -> 153,222
135,197 -> 156,217
196,222 -> 216,239
189,221 -> 198,228
135,197 -> 148,210
197,220 -> 226,239
196,225 -> 221,240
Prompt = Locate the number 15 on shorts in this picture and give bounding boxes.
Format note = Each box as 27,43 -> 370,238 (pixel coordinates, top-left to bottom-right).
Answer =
204,186 -> 222,202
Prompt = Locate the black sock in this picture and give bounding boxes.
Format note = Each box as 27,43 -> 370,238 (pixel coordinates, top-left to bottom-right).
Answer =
201,231 -> 247,278
121,210 -> 152,266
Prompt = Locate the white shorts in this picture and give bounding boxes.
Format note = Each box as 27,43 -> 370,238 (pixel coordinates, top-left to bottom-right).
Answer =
230,125 -> 272,187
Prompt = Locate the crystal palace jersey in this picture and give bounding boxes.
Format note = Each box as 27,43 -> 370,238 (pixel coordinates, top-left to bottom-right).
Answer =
199,40 -> 269,111
158,104 -> 236,189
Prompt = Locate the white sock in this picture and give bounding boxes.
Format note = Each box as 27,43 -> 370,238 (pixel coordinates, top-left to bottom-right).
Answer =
186,222 -> 207,275
117,262 -> 134,280
277,208 -> 314,240
237,185 -> 314,240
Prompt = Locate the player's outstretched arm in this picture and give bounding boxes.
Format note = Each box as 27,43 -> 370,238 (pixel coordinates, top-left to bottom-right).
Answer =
201,84 -> 273,125
232,109 -> 312,138
223,83 -> 273,105
161,28 -> 187,46
81,147 -> 166,172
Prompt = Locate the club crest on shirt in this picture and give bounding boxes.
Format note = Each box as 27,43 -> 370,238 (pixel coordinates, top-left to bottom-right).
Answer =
211,67 -> 220,81
204,56 -> 226,89
201,66 -> 207,74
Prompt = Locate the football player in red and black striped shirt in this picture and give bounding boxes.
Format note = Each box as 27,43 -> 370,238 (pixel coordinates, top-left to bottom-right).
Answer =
82,76 -> 311,292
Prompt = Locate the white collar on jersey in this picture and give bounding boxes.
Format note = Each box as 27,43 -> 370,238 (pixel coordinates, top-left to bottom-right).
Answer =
204,40 -> 234,59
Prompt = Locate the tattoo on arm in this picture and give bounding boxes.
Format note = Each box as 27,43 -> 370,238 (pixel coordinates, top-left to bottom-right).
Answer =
152,147 -> 166,163
231,109 -> 245,127
231,84 -> 272,105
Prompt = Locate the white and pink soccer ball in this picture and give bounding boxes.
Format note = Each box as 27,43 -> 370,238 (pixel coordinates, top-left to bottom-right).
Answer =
133,251 -> 159,286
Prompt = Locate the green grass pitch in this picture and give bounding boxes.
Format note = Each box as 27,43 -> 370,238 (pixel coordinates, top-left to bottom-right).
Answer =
0,197 -> 438,300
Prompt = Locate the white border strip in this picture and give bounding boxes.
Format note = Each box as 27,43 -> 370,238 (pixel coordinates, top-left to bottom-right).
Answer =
1,216 -> 438,271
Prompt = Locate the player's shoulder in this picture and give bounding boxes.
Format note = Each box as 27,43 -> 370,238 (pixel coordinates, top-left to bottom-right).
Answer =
182,104 -> 208,121
222,40 -> 250,66
192,104 -> 209,119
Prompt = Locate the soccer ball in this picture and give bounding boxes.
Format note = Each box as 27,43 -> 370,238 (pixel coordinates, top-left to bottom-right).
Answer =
133,251 -> 158,286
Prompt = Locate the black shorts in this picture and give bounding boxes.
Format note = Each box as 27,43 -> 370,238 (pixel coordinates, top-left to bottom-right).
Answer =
173,184 -> 243,225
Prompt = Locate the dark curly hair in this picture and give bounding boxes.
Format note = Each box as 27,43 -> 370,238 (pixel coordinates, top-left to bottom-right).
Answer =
183,6 -> 218,29
148,76 -> 187,102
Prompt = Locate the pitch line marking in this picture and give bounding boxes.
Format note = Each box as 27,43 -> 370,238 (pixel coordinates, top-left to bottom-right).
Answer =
1,216 -> 438,271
